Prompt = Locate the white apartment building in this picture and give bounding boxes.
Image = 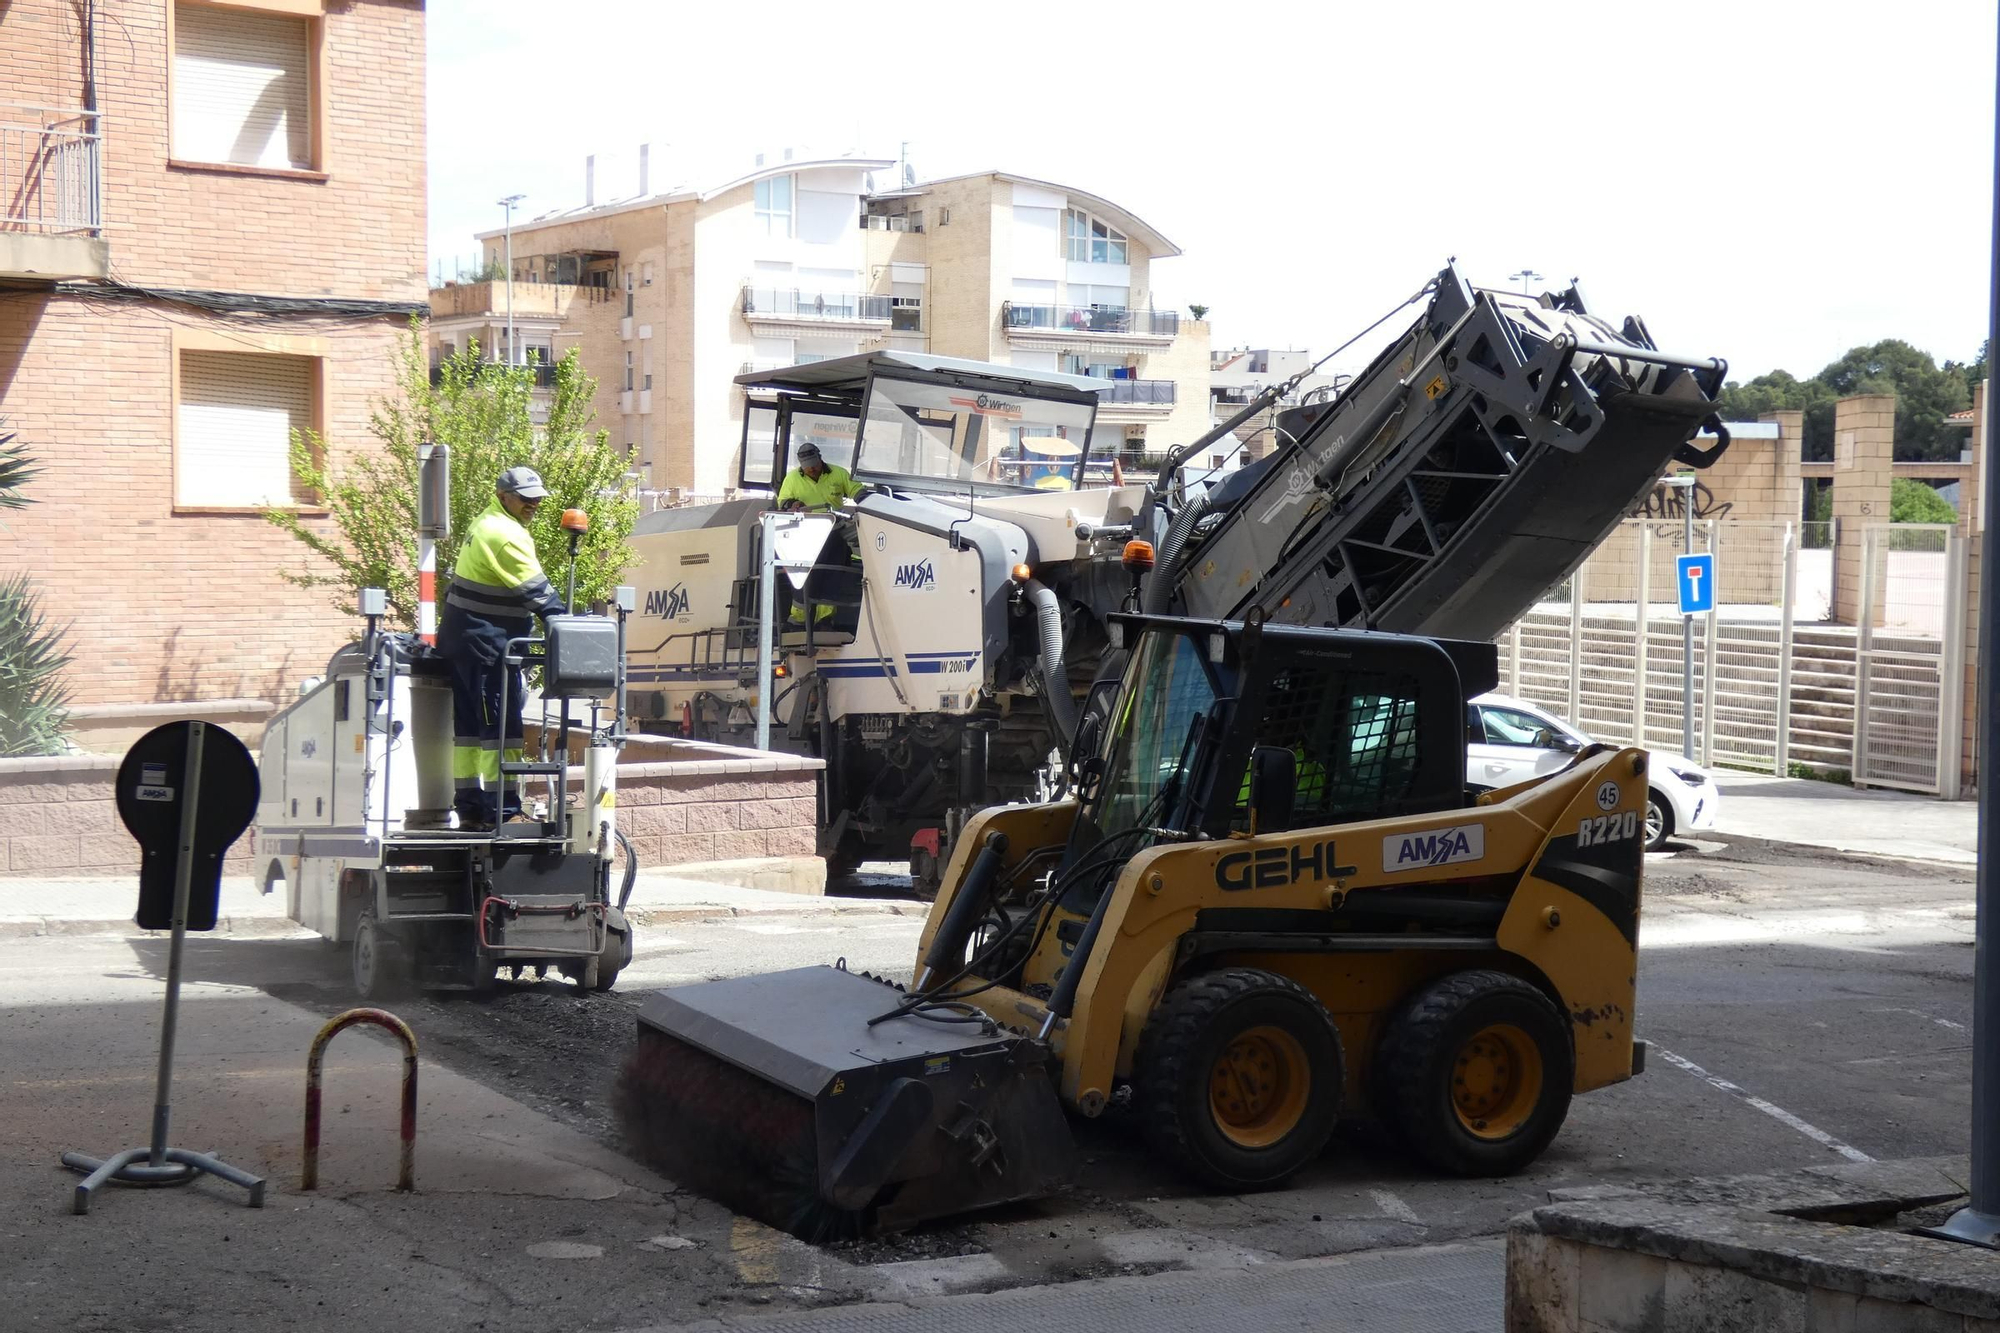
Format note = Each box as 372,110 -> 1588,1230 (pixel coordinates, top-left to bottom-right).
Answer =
431,154 -> 1209,496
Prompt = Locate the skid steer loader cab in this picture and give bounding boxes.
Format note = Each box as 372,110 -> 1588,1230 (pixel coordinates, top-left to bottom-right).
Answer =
621,611 -> 1650,1240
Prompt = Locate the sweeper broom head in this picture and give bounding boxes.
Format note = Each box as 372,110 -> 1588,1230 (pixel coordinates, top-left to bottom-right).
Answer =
614,965 -> 1076,1240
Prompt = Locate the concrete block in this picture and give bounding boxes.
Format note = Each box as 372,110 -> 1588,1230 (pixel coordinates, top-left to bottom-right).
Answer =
1507,1228 -> 1582,1333
77,832 -> 143,869
10,835 -> 81,873
687,802 -> 736,834
1577,1247 -> 1667,1333
45,800 -> 117,836
657,832 -> 717,866
1806,1289 -> 1858,1333
710,830 -> 769,861
0,781 -> 73,806
1852,1297 -> 1962,1333
1663,1261 -> 1804,1333
0,804 -> 52,838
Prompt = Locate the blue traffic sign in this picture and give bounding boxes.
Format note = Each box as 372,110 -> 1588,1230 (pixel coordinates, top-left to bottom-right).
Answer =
1676,553 -> 1716,615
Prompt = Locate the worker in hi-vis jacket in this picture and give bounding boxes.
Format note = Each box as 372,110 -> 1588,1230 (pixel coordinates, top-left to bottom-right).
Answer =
438,465 -> 567,829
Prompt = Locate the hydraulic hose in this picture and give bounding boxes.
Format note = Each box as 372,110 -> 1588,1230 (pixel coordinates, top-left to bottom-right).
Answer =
1141,492 -> 1209,615
1022,579 -> 1077,754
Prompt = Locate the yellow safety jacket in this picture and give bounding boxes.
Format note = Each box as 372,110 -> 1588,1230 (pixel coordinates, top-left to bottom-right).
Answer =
776,464 -> 861,511
438,502 -> 567,663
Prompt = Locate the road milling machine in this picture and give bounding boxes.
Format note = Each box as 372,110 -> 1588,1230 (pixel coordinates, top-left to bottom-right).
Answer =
254,580 -> 641,998
617,610 -> 1655,1239
620,263 -> 1730,887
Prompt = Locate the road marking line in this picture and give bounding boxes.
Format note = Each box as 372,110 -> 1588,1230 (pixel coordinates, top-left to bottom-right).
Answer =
1653,1047 -> 1872,1164
1369,1189 -> 1422,1225
1871,1005 -> 1968,1033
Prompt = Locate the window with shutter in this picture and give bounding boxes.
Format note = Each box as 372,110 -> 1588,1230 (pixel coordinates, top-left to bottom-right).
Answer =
177,350 -> 316,507
173,3 -> 314,170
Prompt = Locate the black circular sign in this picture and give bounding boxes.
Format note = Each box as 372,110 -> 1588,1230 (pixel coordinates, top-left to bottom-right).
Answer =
116,722 -> 259,932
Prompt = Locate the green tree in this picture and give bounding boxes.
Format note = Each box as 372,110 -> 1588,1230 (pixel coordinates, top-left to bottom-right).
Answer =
1890,476 -> 1959,524
268,323 -> 637,630
0,424 -> 73,756
1716,340 -> 1972,462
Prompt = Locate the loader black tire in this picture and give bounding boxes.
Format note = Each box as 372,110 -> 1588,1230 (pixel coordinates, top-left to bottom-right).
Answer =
1377,970 -> 1573,1178
592,927 -> 632,992
1134,967 -> 1344,1190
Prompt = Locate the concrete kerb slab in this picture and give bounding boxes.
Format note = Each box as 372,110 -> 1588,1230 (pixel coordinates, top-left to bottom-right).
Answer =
1509,1155 -> 1997,1331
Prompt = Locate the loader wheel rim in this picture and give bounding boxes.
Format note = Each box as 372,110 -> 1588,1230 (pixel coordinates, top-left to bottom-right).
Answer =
1451,1023 -> 1543,1139
1208,1025 -> 1310,1149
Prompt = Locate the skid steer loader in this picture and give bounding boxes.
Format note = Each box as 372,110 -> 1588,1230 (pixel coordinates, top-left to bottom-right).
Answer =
617,610 -> 1649,1238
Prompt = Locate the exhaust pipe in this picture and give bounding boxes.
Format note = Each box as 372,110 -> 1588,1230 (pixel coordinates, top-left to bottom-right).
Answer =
1022,579 -> 1077,755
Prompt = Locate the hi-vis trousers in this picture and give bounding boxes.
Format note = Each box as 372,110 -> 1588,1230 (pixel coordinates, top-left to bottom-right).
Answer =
448,651 -> 525,826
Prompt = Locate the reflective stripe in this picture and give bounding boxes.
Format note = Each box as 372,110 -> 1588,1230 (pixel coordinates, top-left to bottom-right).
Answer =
445,587 -> 535,619
452,744 -> 482,780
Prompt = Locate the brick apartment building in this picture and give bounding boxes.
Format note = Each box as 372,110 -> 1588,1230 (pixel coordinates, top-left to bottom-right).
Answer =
429,158 -> 1210,498
0,0 -> 426,731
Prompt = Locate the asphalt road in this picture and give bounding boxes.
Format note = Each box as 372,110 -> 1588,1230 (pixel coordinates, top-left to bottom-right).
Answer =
0,834 -> 1977,1326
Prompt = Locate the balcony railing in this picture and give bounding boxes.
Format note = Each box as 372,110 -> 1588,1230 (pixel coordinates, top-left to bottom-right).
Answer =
861,213 -> 923,233
742,288 -> 891,322
1095,378 -> 1176,405
1002,303 -> 1179,337
1,104 -> 102,235
429,361 -> 558,388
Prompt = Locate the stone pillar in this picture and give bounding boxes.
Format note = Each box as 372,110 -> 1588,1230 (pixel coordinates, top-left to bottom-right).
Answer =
1831,394 -> 1896,626
1965,381 -> 1985,537
1770,409 -> 1805,519
1962,532 -> 1981,793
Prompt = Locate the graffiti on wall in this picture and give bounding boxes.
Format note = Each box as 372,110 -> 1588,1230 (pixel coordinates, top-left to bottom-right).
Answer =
1634,477 -> 1733,523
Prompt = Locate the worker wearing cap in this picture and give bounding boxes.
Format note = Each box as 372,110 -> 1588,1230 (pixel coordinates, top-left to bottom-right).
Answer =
775,441 -> 862,513
439,466 -> 568,829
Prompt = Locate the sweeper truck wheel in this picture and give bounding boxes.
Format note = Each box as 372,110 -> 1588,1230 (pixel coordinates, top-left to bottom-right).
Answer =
1134,967 -> 1344,1190
1377,969 -> 1573,1177
351,909 -> 407,1001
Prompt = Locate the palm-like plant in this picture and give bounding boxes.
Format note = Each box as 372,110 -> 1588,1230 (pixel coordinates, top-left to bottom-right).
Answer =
0,573 -> 73,756
0,427 -> 41,509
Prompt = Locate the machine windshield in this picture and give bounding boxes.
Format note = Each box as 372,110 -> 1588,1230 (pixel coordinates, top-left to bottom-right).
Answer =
1087,629 -> 1228,842
854,374 -> 1095,493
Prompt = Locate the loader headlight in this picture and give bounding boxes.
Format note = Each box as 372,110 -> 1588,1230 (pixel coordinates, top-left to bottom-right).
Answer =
1011,563 -> 1033,583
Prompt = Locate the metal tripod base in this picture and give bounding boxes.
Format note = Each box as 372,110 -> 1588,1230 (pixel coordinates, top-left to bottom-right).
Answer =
1916,1205 -> 2000,1250
62,1147 -> 266,1215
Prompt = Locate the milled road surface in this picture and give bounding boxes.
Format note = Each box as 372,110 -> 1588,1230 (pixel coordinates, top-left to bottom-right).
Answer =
0,834 -> 1976,1329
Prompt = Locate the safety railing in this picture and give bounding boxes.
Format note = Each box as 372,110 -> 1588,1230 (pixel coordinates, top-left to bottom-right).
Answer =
1001,303 -> 1180,337
741,288 -> 892,321
302,1008 -> 418,1192
1,103 -> 102,236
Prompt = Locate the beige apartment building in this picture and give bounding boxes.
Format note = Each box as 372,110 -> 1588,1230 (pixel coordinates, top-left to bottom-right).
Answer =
433,159 -> 1210,497
0,0 -> 427,722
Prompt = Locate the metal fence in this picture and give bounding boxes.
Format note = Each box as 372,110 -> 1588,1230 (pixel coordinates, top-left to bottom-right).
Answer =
1,104 -> 101,235
1492,518 -> 1966,795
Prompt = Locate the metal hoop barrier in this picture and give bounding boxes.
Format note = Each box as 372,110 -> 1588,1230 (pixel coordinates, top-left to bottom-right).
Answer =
302,1008 -> 418,1192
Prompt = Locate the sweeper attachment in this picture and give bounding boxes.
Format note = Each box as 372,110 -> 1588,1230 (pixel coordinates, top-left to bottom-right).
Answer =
618,612 -> 1653,1238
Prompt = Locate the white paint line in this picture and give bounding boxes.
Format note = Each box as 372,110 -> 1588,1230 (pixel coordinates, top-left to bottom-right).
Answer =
1871,1005 -> 1968,1033
1369,1189 -> 1422,1226
1654,1047 -> 1873,1164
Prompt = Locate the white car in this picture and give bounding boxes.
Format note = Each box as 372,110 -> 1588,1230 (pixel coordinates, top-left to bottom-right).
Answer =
1467,692 -> 1720,851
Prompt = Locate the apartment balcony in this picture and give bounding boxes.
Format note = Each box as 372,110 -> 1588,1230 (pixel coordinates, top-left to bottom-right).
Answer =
740,287 -> 891,336
1001,302 -> 1179,351
0,104 -> 108,282
1093,378 -> 1178,422
429,360 -> 559,389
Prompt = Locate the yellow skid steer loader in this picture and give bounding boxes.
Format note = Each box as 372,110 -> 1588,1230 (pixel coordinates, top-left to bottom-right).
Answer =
617,611 -> 1647,1238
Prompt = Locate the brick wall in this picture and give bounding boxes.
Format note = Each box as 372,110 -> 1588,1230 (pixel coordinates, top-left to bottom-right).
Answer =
0,0 -> 427,713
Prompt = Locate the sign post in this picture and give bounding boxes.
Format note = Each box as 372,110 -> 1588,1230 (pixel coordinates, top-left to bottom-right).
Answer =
62,721 -> 266,1214
1919,13 -> 2000,1251
1666,475 -> 1713,757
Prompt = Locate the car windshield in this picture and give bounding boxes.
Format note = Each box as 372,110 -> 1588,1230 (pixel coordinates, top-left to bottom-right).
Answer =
1088,629 -> 1225,842
854,374 -> 1096,494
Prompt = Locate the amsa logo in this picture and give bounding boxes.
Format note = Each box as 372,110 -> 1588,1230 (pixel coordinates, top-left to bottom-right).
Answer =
1382,823 -> 1486,873
893,558 -> 937,591
645,583 -> 691,619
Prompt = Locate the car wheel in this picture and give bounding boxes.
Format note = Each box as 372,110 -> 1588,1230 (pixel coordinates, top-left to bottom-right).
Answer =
1644,790 -> 1672,851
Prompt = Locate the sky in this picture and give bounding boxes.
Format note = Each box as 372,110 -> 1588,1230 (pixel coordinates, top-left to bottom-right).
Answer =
427,0 -> 1997,384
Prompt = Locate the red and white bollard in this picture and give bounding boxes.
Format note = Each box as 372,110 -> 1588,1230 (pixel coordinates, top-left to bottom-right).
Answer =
301,1007 -> 418,1193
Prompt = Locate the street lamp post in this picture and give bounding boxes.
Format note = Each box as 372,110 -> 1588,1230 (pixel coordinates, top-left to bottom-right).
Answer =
1660,473 -> 1699,758
498,194 -> 525,366
1509,269 -> 1543,295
